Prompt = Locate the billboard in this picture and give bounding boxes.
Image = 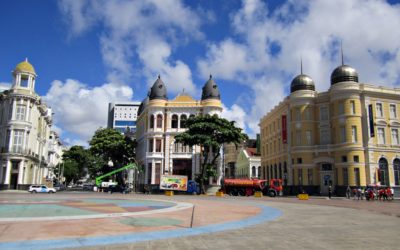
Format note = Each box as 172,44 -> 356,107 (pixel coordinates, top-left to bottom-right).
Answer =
160,175 -> 188,191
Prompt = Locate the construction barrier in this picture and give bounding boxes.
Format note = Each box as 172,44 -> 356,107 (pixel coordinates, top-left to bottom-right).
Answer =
216,191 -> 224,197
165,190 -> 174,196
254,191 -> 263,197
298,194 -> 309,200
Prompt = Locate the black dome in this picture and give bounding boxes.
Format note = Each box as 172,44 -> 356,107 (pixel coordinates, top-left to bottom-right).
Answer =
149,76 -> 167,100
331,65 -> 358,85
290,74 -> 315,93
201,75 -> 220,100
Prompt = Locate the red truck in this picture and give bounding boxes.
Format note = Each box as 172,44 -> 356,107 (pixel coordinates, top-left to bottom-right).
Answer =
222,178 -> 283,197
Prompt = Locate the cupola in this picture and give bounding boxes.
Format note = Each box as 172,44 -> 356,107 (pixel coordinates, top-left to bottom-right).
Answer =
149,75 -> 167,100
201,75 -> 220,100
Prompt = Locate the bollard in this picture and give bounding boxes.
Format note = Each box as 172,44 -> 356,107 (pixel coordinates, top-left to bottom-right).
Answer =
298,193 -> 309,200
254,191 -> 263,197
165,190 -> 174,196
216,191 -> 224,197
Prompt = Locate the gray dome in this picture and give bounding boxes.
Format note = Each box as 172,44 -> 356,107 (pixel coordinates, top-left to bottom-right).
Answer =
149,76 -> 167,100
331,65 -> 358,85
201,75 -> 220,100
290,74 -> 315,93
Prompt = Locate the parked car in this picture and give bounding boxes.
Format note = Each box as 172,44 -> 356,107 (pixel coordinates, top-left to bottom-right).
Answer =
54,184 -> 66,191
82,183 -> 94,191
28,185 -> 57,193
108,185 -> 130,194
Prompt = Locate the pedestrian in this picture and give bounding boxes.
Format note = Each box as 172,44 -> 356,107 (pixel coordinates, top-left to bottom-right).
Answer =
346,185 -> 351,199
328,185 -> 332,199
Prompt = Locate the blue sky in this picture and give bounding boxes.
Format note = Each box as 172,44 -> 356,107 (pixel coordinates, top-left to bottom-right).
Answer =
1,0 -> 400,146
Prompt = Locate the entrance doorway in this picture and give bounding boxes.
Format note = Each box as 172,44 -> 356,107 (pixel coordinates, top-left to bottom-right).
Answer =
320,163 -> 333,195
10,173 -> 19,189
172,159 -> 192,180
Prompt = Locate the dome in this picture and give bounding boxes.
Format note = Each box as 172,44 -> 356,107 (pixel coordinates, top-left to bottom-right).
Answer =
201,75 -> 220,100
331,65 -> 358,85
290,74 -> 315,93
14,58 -> 36,75
149,76 -> 167,100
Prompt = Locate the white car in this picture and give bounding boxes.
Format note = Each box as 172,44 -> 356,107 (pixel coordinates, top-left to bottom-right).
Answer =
28,185 -> 57,193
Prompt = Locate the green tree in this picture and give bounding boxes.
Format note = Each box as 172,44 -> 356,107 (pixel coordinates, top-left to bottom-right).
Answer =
174,115 -> 247,194
89,128 -> 136,180
62,146 -> 93,183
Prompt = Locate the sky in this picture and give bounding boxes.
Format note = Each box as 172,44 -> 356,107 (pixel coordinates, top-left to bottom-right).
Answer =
1,0 -> 400,147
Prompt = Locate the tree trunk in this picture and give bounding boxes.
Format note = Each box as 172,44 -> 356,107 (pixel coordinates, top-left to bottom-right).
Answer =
199,147 -> 209,194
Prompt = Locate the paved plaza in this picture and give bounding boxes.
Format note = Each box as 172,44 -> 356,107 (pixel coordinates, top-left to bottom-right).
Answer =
0,192 -> 399,250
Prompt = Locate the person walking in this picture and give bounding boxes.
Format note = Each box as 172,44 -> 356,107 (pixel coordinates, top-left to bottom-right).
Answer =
346,185 -> 351,199
328,185 -> 332,199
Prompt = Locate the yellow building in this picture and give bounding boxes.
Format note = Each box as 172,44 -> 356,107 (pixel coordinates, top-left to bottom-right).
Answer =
260,63 -> 400,196
136,76 -> 222,185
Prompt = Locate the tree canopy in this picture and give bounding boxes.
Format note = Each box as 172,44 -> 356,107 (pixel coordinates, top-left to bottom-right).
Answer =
174,115 -> 247,193
61,145 -> 93,183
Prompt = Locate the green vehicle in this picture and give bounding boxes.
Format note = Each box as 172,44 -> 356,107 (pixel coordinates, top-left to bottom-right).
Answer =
95,163 -> 139,188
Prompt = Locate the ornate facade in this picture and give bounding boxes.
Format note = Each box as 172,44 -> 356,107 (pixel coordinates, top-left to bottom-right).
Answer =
260,62 -> 400,196
136,76 -> 222,185
0,59 -> 53,190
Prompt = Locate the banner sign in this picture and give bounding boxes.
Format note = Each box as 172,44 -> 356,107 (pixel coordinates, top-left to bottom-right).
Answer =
368,104 -> 375,137
282,115 -> 287,143
160,175 -> 188,191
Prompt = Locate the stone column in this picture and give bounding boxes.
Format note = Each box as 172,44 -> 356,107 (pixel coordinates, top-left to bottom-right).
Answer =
4,160 -> 11,184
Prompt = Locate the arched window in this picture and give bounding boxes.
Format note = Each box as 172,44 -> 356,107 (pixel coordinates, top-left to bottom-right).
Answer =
171,114 -> 178,128
156,114 -> 163,128
394,158 -> 400,186
189,114 -> 195,119
252,166 -> 256,177
378,158 -> 389,186
180,114 -> 187,128
149,115 -> 154,129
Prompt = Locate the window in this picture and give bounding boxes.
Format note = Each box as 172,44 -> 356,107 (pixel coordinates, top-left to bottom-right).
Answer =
20,75 -> 29,87
378,158 -> 389,186
320,129 -> 330,145
298,169 -> 303,185
390,104 -> 397,119
155,163 -> 161,184
295,108 -> 301,121
308,169 -> 313,185
171,114 -> 178,128
16,104 -> 26,121
342,156 -> 347,162
155,139 -> 162,152
394,159 -> 400,186
377,128 -> 385,144
252,166 -> 256,177
343,168 -> 349,186
340,126 -> 346,143
297,158 -> 302,164
12,130 -> 24,153
306,131 -> 311,145
376,103 -> 383,117
305,107 -> 311,120
114,120 -> 136,126
320,106 -> 328,121
391,129 -> 399,145
149,115 -> 154,129
258,166 -> 261,179
147,163 -> 152,184
351,126 -> 357,143
148,139 -> 154,152
338,102 -> 344,115
354,168 -> 360,186
354,155 -> 359,163
350,100 -> 356,115
180,114 -> 187,128
156,114 -> 163,128
296,131 -> 301,145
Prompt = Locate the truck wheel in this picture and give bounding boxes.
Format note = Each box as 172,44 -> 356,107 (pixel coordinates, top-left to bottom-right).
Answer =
269,190 -> 276,197
238,189 -> 245,196
229,189 -> 237,196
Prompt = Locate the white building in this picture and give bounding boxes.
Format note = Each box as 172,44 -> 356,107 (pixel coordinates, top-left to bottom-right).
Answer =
236,147 -> 261,179
107,102 -> 141,137
47,131 -> 64,181
136,76 -> 223,185
0,59 -> 53,190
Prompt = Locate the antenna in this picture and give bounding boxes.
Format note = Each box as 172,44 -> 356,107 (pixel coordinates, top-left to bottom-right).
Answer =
341,40 -> 344,65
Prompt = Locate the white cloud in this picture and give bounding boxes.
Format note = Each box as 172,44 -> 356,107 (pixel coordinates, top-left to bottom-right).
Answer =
0,82 -> 11,92
197,0 -> 400,136
43,79 -> 133,144
59,0 -> 203,95
221,103 -> 246,131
